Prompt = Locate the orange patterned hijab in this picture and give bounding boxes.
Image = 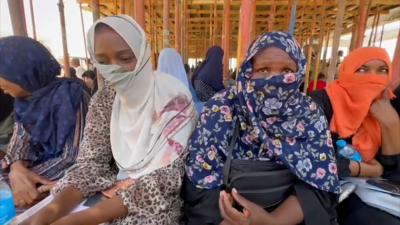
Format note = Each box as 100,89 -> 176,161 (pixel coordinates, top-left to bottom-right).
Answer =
326,47 -> 393,162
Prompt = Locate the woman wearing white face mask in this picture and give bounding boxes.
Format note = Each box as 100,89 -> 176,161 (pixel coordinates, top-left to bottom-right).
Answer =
23,15 -> 196,225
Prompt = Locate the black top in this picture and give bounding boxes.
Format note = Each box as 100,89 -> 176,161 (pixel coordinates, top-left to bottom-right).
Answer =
310,89 -> 400,181
0,90 -> 13,122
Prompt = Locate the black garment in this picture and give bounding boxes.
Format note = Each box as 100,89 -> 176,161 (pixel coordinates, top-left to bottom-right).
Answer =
310,89 -> 400,225
0,90 -> 13,122
181,175 -> 338,225
193,79 -> 217,102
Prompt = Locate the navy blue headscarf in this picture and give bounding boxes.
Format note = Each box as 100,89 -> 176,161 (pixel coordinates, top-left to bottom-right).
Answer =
186,32 -> 340,193
194,46 -> 225,92
0,36 -> 86,161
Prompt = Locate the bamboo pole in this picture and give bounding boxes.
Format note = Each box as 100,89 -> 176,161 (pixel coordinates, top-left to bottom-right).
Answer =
321,25 -> 331,74
163,0 -> 170,48
379,23 -> 385,47
368,11 -> 379,46
58,0 -> 70,77
7,0 -> 28,36
120,0 -> 126,14
29,0 -> 37,39
222,0 -> 231,82
327,0 -> 346,83
372,11 -> 380,46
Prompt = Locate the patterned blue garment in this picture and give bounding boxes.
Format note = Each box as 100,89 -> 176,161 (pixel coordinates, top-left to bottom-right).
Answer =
0,36 -> 87,161
186,32 -> 340,194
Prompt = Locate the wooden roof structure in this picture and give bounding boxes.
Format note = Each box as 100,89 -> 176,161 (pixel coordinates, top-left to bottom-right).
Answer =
77,0 -> 400,59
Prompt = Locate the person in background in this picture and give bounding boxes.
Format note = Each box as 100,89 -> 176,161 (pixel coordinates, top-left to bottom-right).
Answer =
0,36 -> 89,209
192,46 -> 225,102
182,32 -> 339,225
82,70 -> 98,96
23,15 -> 196,225
157,48 -> 190,88
69,67 -> 77,79
310,47 -> 400,225
70,57 -> 85,79
307,72 -> 327,93
0,90 -> 14,159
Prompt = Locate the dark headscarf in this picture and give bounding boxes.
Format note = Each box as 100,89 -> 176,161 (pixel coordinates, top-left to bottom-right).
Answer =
0,36 -> 86,161
192,46 -> 224,101
186,32 -> 340,193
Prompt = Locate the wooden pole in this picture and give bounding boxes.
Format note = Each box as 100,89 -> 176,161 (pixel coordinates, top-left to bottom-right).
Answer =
114,0 -> 118,14
368,11 -> 378,46
120,0 -> 126,14
390,29 -> 400,90
288,0 -> 298,35
29,0 -> 37,39
174,0 -> 181,52
268,0 -> 276,32
163,0 -> 170,48
237,0 -> 256,66
79,3 -> 89,62
303,3 -> 316,93
311,5 -> 327,91
321,25 -> 331,74
327,0 -> 346,83
92,0 -> 100,22
222,0 -> 231,82
58,0 -> 70,77
135,0 -> 145,29
212,0 -> 218,45
353,0 -> 370,50
372,11 -> 380,46
209,4 -> 213,46
379,23 -> 385,48
7,0 -> 28,36
286,0 -> 292,31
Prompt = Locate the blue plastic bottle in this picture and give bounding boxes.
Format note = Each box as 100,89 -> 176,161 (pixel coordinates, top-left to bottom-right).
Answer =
336,140 -> 362,162
0,180 -> 16,225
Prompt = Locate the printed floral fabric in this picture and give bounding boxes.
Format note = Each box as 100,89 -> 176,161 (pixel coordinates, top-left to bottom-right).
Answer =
186,32 -> 340,194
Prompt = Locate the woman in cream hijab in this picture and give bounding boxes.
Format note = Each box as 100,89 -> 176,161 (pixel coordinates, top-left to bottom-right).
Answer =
23,15 -> 195,225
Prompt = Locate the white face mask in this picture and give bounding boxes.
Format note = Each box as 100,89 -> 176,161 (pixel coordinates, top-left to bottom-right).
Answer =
95,63 -> 138,93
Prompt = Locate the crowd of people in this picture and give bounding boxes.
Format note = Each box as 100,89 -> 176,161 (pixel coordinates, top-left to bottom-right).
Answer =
0,14 -> 399,225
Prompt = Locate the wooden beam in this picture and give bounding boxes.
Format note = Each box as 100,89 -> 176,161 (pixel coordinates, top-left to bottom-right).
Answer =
91,0 -> 100,21
391,29 -> 400,90
135,0 -> 146,29
7,0 -> 28,36
353,0 -> 370,50
58,0 -> 70,77
222,0 -> 231,82
174,0 -> 181,52
237,0 -> 256,66
327,0 -> 346,83
163,0 -> 170,47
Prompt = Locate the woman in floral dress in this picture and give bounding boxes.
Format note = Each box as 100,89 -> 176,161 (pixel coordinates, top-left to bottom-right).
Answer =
182,32 -> 340,225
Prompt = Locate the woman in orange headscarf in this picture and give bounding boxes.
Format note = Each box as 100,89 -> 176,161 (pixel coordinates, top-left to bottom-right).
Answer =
311,47 -> 400,225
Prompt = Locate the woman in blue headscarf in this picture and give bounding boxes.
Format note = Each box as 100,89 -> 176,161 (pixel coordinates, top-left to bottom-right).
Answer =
192,46 -> 225,102
182,32 -> 340,225
0,36 -> 89,208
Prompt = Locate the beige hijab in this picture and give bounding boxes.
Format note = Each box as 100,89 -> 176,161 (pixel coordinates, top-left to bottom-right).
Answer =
87,15 -> 195,179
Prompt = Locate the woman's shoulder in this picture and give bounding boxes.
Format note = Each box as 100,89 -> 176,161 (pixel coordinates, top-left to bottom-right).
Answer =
89,83 -> 116,111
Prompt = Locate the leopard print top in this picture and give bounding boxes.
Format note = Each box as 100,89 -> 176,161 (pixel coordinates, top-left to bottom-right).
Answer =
53,84 -> 191,224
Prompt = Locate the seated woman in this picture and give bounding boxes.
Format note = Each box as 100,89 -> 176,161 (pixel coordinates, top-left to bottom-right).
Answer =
0,37 -> 89,208
23,15 -> 195,225
310,47 -> 400,225
182,32 -> 340,225
192,46 -> 225,102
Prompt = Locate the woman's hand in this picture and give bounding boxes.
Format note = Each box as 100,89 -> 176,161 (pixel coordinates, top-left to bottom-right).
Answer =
370,89 -> 399,127
351,159 -> 384,177
219,189 -> 275,225
9,161 -> 55,207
